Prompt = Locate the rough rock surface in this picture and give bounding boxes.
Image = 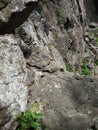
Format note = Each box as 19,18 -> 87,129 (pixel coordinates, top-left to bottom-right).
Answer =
28,73 -> 98,130
0,0 -> 98,130
0,35 -> 27,130
38,0 -> 98,75
17,6 -> 98,129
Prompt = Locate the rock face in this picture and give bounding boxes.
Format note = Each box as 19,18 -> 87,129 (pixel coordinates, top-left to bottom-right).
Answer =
0,0 -> 98,130
38,0 -> 98,75
0,35 -> 27,130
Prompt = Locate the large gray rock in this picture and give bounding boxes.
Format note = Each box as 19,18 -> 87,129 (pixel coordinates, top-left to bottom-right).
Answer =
28,70 -> 98,130
0,35 -> 27,130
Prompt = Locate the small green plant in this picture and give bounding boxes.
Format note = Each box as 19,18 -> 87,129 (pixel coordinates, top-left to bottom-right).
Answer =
65,63 -> 70,72
16,111 -> 43,130
81,59 -> 90,76
56,9 -> 63,23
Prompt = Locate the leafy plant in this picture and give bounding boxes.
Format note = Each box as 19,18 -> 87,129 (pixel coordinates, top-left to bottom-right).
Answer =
81,59 -> 90,76
16,111 -> 43,130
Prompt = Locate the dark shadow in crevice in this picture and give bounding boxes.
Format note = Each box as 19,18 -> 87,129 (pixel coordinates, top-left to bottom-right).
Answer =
64,17 -> 74,30
90,124 -> 97,130
76,0 -> 83,24
20,47 -> 32,59
84,0 -> 98,23
0,3 -> 8,11
93,0 -> 98,14
0,1 -> 39,34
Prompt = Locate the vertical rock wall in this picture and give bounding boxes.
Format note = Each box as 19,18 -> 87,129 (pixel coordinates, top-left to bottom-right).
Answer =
0,35 -> 27,130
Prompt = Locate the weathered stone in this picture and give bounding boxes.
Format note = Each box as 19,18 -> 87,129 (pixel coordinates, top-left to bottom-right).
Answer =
28,72 -> 98,130
0,35 -> 27,130
17,19 -> 66,72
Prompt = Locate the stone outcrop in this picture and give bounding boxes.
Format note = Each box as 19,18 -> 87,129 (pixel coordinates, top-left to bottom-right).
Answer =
0,0 -> 98,130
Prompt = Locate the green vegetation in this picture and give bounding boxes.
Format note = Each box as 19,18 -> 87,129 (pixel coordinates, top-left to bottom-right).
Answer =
56,9 -> 63,23
65,63 -> 71,72
81,59 -> 91,76
16,111 -> 43,130
65,59 -> 91,75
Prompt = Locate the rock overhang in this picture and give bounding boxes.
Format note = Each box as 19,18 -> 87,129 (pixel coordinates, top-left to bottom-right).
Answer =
0,0 -> 39,34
